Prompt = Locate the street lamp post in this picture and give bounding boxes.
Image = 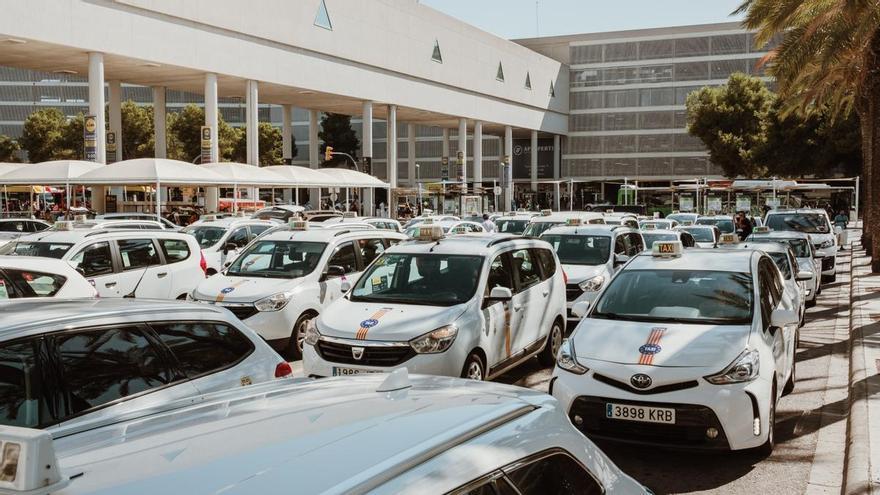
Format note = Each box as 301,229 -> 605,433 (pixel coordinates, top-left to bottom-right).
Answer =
416,163 -> 422,216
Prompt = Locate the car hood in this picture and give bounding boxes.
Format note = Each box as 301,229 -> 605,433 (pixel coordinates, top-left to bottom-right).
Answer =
319,300 -> 468,341
572,319 -> 751,367
797,257 -> 815,274
562,264 -> 608,283
194,274 -> 304,303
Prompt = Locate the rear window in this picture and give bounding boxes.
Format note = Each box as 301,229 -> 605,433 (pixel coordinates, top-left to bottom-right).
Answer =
0,269 -> 66,298
0,242 -> 72,259
160,239 -> 191,263
0,339 -> 52,427
151,322 -> 254,379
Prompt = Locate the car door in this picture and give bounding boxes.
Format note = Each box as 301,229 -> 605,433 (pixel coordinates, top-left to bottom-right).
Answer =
221,226 -> 250,267
503,451 -> 604,495
322,241 -> 358,304
113,238 -> 168,299
509,248 -> 545,353
158,238 -> 193,299
66,241 -> 119,297
758,258 -> 788,385
483,252 -> 515,368
612,234 -> 628,273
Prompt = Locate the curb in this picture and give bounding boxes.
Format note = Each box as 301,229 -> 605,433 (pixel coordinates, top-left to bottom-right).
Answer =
844,231 -> 876,495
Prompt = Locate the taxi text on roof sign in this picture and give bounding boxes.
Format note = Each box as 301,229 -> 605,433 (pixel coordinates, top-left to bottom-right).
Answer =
753,226 -> 771,233
540,209 -> 552,216
566,218 -> 582,226
416,225 -> 444,242
289,220 -> 309,230
652,240 -> 683,257
718,233 -> 739,244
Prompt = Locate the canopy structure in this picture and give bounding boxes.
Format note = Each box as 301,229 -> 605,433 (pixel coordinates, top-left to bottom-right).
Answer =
76,158 -> 228,186
0,160 -> 105,213
262,165 -> 336,187
201,162 -> 295,186
317,167 -> 389,188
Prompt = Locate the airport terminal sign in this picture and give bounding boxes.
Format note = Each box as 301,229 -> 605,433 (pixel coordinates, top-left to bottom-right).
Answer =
512,139 -> 554,179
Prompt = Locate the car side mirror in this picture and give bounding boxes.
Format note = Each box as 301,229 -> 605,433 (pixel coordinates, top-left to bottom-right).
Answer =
486,286 -> 513,303
323,265 -> 346,280
770,308 -> 798,329
796,271 -> 814,282
614,253 -> 630,266
571,301 -> 590,318
340,279 -> 352,292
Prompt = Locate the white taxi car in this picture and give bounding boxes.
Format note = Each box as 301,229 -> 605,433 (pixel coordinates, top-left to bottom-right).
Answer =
0,369 -> 648,495
764,208 -> 838,282
303,229 -> 567,380
551,241 -> 799,454
183,215 -> 276,275
748,228 -> 821,306
0,256 -> 97,299
191,223 -> 407,359
523,210 -> 606,238
640,228 -> 695,251
540,223 -> 644,324
678,224 -> 720,248
0,218 -> 50,247
0,226 -> 205,300
667,212 -> 699,225
638,219 -> 679,230
493,213 -> 536,235
736,239 -> 811,326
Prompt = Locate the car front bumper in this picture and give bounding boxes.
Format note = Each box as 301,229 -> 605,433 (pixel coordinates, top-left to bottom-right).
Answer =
303,337 -> 466,378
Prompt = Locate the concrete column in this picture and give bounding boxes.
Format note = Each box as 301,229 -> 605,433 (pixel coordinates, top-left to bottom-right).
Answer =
108,80 -> 122,163
458,118 -> 468,194
407,123 -> 416,186
387,105 -> 398,189
282,104 -> 293,163
87,52 -> 106,213
553,134 -> 561,180
530,130 -> 539,193
152,87 -> 166,159
473,121 -> 483,186
442,128 -> 450,160
362,101 -> 374,215
204,74 -> 219,212
504,126 -> 513,211
246,80 -> 259,166
308,109 -> 320,209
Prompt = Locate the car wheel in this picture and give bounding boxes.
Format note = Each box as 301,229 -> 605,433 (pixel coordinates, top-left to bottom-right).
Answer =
288,313 -> 314,361
538,320 -> 564,367
783,354 -> 796,396
756,384 -> 777,456
806,297 -> 816,309
461,352 -> 485,381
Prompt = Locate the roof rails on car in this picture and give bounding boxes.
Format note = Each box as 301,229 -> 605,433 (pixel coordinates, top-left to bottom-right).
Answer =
486,235 -> 519,247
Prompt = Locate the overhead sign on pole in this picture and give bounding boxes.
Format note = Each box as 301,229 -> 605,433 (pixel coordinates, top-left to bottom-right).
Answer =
106,131 -> 117,164
200,126 -> 213,164
83,115 -> 97,162
441,156 -> 449,181
679,195 -> 694,212
736,196 -> 752,212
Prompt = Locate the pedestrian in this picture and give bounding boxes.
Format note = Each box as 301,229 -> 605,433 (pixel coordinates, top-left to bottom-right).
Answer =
481,213 -> 496,233
736,212 -> 752,241
834,210 -> 849,249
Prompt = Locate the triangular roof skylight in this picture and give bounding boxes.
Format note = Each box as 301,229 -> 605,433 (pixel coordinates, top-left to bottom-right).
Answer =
432,39 -> 443,63
496,62 -> 505,82
525,72 -> 532,90
549,81 -> 555,97
314,0 -> 332,30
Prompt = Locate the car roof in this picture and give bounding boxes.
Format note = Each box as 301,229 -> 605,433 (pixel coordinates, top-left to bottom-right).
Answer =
392,233 -> 538,256
627,248 -> 755,272
748,231 -> 811,240
0,299 -> 231,340
766,208 -> 828,215
260,228 -> 406,243
13,229 -> 193,244
641,229 -> 681,236
738,241 -> 793,254
679,224 -> 716,229
530,212 -> 603,223
0,218 -> 47,223
0,255 -> 76,272
189,217 -> 274,228
494,214 -> 534,220
50,374 -> 550,494
541,225 -> 624,237
697,215 -> 733,220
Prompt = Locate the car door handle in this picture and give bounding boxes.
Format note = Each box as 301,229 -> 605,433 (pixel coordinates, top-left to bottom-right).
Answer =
514,305 -> 523,312
542,290 -> 549,297
104,282 -> 117,288
157,272 -> 168,278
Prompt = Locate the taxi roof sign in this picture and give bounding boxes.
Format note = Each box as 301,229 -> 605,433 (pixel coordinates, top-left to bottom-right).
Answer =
540,209 -> 552,216
422,218 -> 435,225
0,425 -> 69,493
289,220 -> 309,231
55,221 -> 74,231
74,214 -> 88,223
652,240 -> 683,257
718,233 -> 739,244
753,226 -> 771,233
342,211 -> 358,218
643,223 -> 656,230
202,214 -> 217,222
565,218 -> 582,226
415,225 -> 444,242
234,211 -> 246,217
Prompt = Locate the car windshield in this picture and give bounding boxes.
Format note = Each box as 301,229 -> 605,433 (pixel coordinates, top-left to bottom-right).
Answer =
641,233 -> 679,249
593,270 -> 753,325
667,214 -> 694,223
523,221 -> 562,238
226,241 -> 326,279
495,219 -> 529,234
351,253 -> 483,306
681,227 -> 715,242
541,234 -> 611,265
696,218 -> 735,233
0,242 -> 73,259
749,236 -> 812,258
184,226 -> 226,249
768,252 -> 792,279
766,213 -> 830,234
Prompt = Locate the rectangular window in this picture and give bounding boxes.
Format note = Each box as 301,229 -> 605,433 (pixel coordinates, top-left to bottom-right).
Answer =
639,111 -> 675,130
638,134 -> 674,152
674,36 -> 711,57
639,39 -> 675,60
0,339 -> 55,428
675,86 -> 703,105
637,65 -> 673,84
604,135 -> 637,153
568,137 -> 603,154
603,67 -> 638,86
710,59 -> 749,80
117,239 -> 161,270
571,92 -> 603,109
151,322 -> 254,379
569,114 -> 602,132
571,69 -> 601,88
603,113 -> 638,131
640,87 -> 674,107
675,157 -> 708,175
604,42 -> 638,62
605,89 -> 639,108
638,157 -> 675,176
327,242 -> 358,274
159,239 -> 191,263
511,249 -> 541,292
3,269 -> 66,298
69,242 -> 114,277
570,45 -> 603,64
506,452 -> 603,495
712,34 -> 749,55
675,62 -> 710,81
357,238 -> 386,266
675,133 -> 707,151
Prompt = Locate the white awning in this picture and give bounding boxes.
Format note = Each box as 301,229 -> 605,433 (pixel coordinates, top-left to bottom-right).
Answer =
262,165 -> 336,187
201,162 -> 295,186
0,163 -> 25,177
76,158 -> 228,185
317,167 -> 389,188
0,160 -> 103,185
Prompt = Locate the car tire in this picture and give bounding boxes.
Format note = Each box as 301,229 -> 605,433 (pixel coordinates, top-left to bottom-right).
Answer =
756,384 -> 777,456
461,352 -> 485,381
806,298 -> 816,309
288,312 -> 315,361
538,319 -> 564,367
783,355 -> 796,396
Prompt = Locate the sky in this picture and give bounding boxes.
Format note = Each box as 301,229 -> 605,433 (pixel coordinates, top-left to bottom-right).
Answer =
420,0 -> 746,39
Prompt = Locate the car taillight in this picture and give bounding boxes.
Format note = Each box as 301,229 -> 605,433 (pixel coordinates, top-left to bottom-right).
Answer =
199,250 -> 208,276
275,361 -> 293,378
563,269 -> 568,285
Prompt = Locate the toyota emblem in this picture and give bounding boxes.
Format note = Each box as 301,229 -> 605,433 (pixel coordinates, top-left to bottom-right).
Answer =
351,346 -> 365,361
630,374 -> 652,389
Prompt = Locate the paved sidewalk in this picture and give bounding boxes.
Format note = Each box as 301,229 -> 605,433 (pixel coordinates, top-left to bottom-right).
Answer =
845,228 -> 880,495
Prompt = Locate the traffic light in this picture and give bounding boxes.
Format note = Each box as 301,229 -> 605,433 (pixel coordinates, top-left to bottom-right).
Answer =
324,146 -> 334,162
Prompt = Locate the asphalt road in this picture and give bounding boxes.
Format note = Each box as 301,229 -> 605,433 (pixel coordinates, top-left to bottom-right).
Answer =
497,250 -> 853,494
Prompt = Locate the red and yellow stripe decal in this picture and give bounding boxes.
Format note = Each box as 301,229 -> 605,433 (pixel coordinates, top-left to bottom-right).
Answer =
356,308 -> 392,340
638,327 -> 666,365
215,279 -> 249,303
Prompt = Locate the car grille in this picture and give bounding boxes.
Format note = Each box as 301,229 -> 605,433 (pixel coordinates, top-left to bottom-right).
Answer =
317,340 -> 415,367
220,305 -> 259,321
569,396 -> 730,449
592,373 -> 699,395
566,283 -> 583,302
821,257 -> 835,271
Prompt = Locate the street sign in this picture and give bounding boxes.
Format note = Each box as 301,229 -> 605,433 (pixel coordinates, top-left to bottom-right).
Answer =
362,157 -> 372,175
707,197 -> 721,212
83,115 -> 97,162
493,186 -> 502,196
106,131 -> 117,163
441,156 -> 449,181
736,196 -> 752,212
200,126 -> 213,164
456,151 -> 463,166
679,196 -> 694,212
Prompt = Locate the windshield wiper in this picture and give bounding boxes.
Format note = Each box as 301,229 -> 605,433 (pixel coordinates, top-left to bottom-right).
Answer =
591,312 -> 641,321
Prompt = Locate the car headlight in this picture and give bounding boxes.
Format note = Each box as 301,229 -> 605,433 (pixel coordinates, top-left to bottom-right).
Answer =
557,338 -> 588,375
410,325 -> 458,354
705,349 -> 759,385
254,292 -> 294,312
816,238 -> 834,249
578,275 -> 605,292
304,318 -> 321,346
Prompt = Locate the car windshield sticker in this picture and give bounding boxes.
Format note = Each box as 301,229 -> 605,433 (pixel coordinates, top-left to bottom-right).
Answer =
638,327 -> 666,365
356,308 -> 393,340
216,279 -> 249,302
0,280 -> 7,300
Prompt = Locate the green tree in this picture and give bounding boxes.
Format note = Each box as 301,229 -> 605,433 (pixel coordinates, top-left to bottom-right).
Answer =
120,100 -> 154,159
229,123 -> 284,165
167,104 -> 238,162
686,73 -> 773,178
18,108 -> 66,163
318,113 -> 359,167
736,0 -> 880,270
0,135 -> 20,162
55,113 -> 84,160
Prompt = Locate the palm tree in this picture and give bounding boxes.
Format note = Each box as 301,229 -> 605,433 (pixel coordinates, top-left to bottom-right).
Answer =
736,0 -> 880,271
